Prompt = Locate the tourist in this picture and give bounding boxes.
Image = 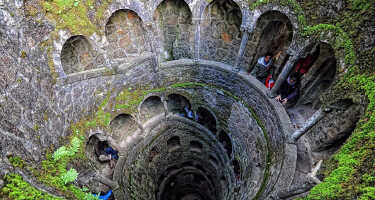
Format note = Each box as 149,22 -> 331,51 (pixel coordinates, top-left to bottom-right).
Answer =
275,73 -> 299,106
99,146 -> 119,168
250,52 -> 273,84
93,190 -> 113,200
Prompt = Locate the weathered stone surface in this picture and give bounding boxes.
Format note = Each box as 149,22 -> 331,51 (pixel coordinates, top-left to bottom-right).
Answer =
0,0 -> 371,199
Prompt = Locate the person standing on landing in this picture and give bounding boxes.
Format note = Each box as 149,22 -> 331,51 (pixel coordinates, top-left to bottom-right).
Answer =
250,52 -> 274,84
275,72 -> 300,106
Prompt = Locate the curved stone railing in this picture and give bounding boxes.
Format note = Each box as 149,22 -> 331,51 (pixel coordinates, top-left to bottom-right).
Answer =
158,59 -> 296,199
78,58 -> 298,200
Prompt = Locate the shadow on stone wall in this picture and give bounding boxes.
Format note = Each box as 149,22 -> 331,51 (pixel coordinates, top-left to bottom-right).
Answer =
61,35 -> 96,74
200,0 -> 242,66
105,9 -> 150,64
153,0 -> 193,61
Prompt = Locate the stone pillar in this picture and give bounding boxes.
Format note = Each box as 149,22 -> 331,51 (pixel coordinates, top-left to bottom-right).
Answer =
270,54 -> 299,97
94,173 -> 119,190
192,18 -> 201,63
233,25 -> 250,72
143,21 -> 161,87
290,108 -> 327,142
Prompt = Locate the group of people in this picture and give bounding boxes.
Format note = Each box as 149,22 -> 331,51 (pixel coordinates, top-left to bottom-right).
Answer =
250,52 -> 313,106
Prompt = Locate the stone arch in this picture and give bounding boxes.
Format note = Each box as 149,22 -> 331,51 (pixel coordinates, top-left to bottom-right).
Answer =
153,0 -> 193,61
246,10 -> 293,73
295,42 -> 337,109
110,114 -> 138,141
139,96 -> 164,123
200,0 -> 242,65
105,9 -> 150,63
86,133 -> 113,165
190,140 -> 203,152
167,136 -> 181,151
196,107 -> 217,133
152,0 -> 192,15
218,130 -> 232,158
167,93 -> 192,117
60,35 -> 95,74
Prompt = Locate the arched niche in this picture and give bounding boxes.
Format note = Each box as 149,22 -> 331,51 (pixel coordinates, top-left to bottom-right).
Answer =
218,131 -> 232,158
105,9 -> 150,62
196,107 -> 217,133
153,0 -> 193,61
140,96 -> 164,123
167,94 -> 192,117
296,43 -> 337,109
61,35 -> 95,74
110,114 -> 138,141
200,0 -> 242,65
190,140 -> 203,152
86,134 -> 110,163
232,159 -> 240,180
246,11 -> 293,73
167,136 -> 181,152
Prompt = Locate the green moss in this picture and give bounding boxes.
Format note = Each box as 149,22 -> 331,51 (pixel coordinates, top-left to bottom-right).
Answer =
1,174 -> 61,200
40,0 -> 112,36
303,24 -> 356,66
8,156 -> 26,169
304,74 -> 375,200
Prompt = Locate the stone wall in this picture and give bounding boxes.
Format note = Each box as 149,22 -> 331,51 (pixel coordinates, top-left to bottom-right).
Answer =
200,0 -> 242,65
0,0 -> 373,199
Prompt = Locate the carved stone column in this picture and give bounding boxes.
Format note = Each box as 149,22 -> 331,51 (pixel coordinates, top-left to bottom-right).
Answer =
290,108 -> 329,142
270,54 -> 299,97
143,21 -> 161,87
233,25 -> 250,72
192,18 -> 201,63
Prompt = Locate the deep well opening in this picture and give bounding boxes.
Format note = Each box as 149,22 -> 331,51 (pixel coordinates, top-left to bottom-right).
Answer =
153,0 -> 193,61
201,0 -> 242,65
61,35 -> 95,74
3,1 -> 372,200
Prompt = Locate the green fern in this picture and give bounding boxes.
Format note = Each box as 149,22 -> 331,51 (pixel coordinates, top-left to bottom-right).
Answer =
52,146 -> 70,161
60,168 -> 79,185
70,136 -> 82,154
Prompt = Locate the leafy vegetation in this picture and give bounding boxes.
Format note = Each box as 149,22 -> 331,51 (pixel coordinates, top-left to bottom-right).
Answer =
8,156 -> 26,169
60,168 -> 79,185
305,74 -> 375,200
1,174 -> 61,200
40,0 -> 112,35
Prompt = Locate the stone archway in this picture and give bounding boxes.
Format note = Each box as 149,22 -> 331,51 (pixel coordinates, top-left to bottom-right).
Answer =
200,0 -> 242,65
246,11 -> 293,73
153,0 -> 193,61
105,9 -> 150,64
61,35 -> 95,74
